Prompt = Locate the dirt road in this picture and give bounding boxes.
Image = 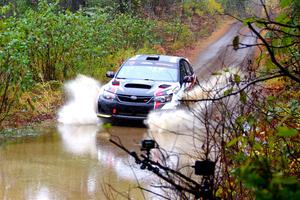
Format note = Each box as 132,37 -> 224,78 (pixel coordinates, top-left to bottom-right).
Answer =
191,21 -> 256,78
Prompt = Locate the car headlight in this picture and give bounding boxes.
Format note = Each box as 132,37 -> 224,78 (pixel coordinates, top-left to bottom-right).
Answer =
154,94 -> 173,103
102,90 -> 116,100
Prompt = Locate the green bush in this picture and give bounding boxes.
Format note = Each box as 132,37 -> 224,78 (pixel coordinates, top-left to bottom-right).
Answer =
0,1 -> 160,123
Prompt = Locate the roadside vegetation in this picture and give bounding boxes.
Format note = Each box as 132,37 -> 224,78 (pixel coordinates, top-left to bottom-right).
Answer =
225,0 -> 300,197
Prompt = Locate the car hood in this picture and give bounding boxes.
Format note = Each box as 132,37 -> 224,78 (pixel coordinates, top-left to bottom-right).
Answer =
103,79 -> 180,96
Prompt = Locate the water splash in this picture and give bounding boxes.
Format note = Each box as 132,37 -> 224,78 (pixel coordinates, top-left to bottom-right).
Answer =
145,69 -> 240,155
58,74 -> 102,124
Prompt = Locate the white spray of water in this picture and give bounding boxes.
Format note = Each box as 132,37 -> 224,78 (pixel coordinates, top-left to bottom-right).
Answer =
58,74 -> 102,125
146,68 -> 241,159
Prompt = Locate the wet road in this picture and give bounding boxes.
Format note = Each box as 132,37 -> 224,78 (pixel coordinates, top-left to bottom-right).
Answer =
0,123 -> 155,200
193,22 -> 256,77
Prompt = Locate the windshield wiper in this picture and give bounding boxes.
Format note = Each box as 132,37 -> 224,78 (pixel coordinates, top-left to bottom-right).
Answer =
117,77 -> 126,79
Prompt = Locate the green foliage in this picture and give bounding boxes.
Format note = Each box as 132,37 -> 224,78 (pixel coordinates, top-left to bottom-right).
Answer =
280,0 -> 293,8
224,81 -> 300,199
277,126 -> 298,137
183,0 -> 223,16
225,100 -> 300,199
156,19 -> 194,51
207,0 -> 223,14
221,2 -> 300,198
234,155 -> 300,200
224,84 -> 300,199
86,0 -> 141,14
220,0 -> 252,17
0,4 -> 32,118
223,88 -> 233,96
0,0 -> 161,123
239,90 -> 247,104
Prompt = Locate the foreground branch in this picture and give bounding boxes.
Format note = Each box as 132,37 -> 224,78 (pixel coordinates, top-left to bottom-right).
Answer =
181,73 -> 284,103
109,139 -> 215,199
247,22 -> 300,83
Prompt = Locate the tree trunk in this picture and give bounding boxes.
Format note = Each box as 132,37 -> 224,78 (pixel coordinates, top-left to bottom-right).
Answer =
61,0 -> 86,11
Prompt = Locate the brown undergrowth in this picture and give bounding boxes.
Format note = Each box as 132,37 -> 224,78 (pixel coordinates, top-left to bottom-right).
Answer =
1,81 -> 63,128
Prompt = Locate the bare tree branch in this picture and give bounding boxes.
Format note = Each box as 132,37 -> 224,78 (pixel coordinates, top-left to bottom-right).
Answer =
138,186 -> 171,200
247,22 -> 300,83
181,73 -> 284,102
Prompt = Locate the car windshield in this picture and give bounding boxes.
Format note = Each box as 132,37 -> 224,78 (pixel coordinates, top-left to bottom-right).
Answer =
116,65 -> 178,82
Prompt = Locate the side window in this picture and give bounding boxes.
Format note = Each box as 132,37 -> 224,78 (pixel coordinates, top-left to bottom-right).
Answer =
179,61 -> 188,84
183,60 -> 193,76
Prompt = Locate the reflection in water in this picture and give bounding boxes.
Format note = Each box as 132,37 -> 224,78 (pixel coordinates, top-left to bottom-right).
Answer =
0,120 -> 201,199
58,124 -> 100,156
87,171 -> 97,198
27,186 -> 51,200
0,115 -> 211,199
0,123 -> 149,200
58,123 -> 150,181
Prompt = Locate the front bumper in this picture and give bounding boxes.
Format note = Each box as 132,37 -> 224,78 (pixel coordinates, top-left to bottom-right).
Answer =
97,96 -> 155,120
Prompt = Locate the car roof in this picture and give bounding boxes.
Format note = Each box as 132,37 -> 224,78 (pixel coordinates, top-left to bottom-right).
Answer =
124,54 -> 184,68
130,54 -> 182,62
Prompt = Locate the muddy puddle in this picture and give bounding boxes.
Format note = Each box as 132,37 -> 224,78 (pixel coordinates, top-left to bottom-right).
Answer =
0,122 -> 157,200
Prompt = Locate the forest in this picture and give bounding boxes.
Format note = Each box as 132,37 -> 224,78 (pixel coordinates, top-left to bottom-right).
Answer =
0,0 -> 299,199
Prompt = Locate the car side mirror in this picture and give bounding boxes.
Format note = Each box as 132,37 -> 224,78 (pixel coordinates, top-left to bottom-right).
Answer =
106,71 -> 115,78
183,76 -> 193,83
